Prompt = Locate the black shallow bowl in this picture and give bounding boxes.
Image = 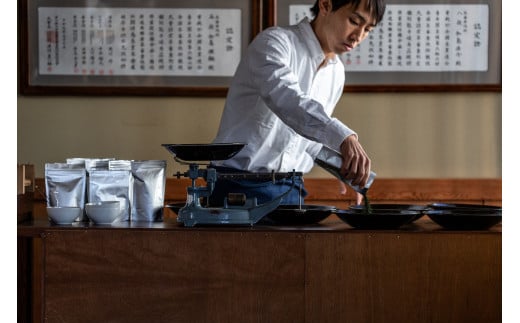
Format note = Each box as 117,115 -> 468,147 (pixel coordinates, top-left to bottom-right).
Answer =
335,209 -> 420,229
425,210 -> 502,230
165,203 -> 185,215
162,143 -> 246,161
264,205 -> 335,225
349,204 -> 429,221
350,204 -> 429,212
428,203 -> 502,213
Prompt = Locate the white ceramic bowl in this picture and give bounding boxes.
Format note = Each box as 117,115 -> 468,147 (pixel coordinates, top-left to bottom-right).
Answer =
85,201 -> 121,224
47,206 -> 82,225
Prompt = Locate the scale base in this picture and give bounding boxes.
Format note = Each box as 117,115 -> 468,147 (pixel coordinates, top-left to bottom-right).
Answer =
178,208 -> 259,227
178,196 -> 283,227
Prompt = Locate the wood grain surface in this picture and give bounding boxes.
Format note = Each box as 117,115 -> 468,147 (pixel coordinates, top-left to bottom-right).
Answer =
305,232 -> 501,323
36,227 -> 502,323
43,230 -> 305,323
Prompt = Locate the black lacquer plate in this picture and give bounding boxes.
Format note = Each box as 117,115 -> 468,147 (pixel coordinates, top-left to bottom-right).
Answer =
425,209 -> 502,230
264,204 -> 335,225
349,204 -> 429,222
335,209 -> 420,229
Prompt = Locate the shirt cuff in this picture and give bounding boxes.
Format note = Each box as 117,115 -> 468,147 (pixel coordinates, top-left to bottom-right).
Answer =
324,118 -> 357,151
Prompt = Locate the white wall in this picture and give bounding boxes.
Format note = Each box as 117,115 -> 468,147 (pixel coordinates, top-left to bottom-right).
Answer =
17,92 -> 501,179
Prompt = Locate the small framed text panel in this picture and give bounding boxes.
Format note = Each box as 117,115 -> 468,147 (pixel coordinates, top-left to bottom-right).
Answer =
267,0 -> 501,92
19,0 -> 262,96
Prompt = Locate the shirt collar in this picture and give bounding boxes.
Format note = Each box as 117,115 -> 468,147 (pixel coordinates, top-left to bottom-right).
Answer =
297,17 -> 340,66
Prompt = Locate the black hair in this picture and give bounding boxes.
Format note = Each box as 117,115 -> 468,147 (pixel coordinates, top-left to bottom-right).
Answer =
310,0 -> 386,25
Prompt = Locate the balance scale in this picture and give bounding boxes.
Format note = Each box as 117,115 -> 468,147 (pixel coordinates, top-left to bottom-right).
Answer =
162,143 -> 303,227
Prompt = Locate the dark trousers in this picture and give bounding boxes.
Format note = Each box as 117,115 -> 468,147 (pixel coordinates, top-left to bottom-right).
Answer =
207,166 -> 307,207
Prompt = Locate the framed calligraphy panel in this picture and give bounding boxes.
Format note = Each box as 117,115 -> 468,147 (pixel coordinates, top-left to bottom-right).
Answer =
266,0 -> 501,92
19,0 -> 262,96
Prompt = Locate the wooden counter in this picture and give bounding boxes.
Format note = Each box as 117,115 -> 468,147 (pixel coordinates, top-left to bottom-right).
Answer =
18,216 -> 501,323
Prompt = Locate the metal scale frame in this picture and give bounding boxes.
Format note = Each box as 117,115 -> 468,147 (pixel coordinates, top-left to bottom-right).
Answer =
162,143 -> 302,227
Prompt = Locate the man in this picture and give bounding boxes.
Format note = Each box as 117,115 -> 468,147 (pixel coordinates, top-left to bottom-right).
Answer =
209,0 -> 386,206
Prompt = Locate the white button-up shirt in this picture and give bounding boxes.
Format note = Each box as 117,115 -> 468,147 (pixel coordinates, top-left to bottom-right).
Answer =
212,18 -> 356,173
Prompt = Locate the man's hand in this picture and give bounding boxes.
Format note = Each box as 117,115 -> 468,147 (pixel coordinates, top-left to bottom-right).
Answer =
339,135 -> 371,188
338,180 -> 363,205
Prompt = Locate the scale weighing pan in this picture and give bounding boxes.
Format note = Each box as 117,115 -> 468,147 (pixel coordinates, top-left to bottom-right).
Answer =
162,143 -> 246,161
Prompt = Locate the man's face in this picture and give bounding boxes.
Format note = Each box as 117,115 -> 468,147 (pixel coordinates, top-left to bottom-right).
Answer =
319,0 -> 377,55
